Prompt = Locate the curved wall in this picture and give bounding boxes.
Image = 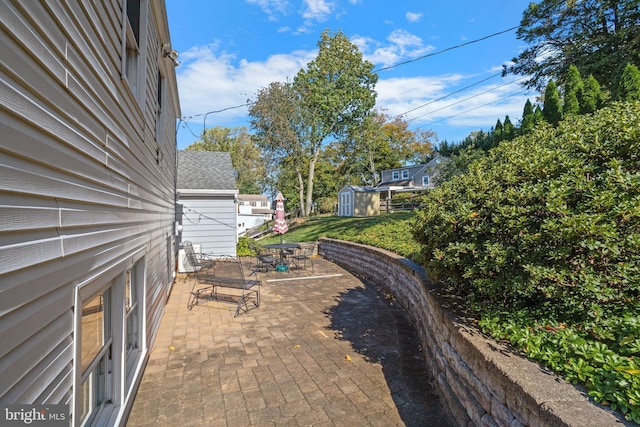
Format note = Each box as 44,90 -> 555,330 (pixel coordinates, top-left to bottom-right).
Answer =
318,238 -> 628,427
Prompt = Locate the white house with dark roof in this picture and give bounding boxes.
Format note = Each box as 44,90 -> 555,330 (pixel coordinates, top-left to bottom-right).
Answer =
177,150 -> 238,256
237,194 -> 272,236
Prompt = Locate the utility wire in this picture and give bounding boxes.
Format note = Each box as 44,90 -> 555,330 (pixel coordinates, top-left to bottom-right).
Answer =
374,26 -> 519,73
390,72 -> 502,121
405,76 -> 528,123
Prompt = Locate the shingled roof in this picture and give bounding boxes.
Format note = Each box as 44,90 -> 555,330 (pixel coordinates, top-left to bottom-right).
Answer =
177,150 -> 237,191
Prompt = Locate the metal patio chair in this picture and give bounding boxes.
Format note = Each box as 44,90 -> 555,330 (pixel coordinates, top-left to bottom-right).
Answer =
187,255 -> 260,317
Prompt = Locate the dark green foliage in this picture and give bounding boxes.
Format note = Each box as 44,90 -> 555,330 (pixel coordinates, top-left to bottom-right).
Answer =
580,75 -> 604,114
413,102 -> 640,420
505,0 -> 640,92
543,80 -> 562,125
413,101 -> 639,315
520,99 -> 536,135
563,65 -> 583,116
617,63 -> 640,101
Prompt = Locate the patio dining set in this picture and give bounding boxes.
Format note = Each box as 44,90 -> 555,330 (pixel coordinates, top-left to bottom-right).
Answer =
181,240 -> 316,317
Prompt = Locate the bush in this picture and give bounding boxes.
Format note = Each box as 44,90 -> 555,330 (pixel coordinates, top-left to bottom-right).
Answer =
413,101 -> 640,318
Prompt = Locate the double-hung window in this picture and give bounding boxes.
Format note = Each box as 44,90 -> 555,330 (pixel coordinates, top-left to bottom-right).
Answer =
75,252 -> 146,426
79,286 -> 114,426
123,0 -> 142,98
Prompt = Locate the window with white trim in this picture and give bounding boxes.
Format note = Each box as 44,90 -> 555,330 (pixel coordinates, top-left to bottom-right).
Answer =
392,171 -> 399,180
422,175 -> 430,186
75,253 -> 145,426
401,169 -> 409,179
124,0 -> 141,97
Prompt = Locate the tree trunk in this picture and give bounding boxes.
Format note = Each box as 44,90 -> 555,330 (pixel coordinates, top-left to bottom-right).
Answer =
305,151 -> 319,216
296,167 -> 305,217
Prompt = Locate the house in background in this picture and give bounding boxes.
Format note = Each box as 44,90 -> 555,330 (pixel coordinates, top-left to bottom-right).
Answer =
337,186 -> 380,217
1,1 -> 180,426
376,155 -> 446,195
337,156 -> 447,216
237,194 -> 272,236
177,151 -> 238,258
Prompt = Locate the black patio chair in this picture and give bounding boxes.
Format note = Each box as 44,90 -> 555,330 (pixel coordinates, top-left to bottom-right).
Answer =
291,242 -> 315,273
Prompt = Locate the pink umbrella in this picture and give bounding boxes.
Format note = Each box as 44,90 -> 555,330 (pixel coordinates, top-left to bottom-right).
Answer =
273,192 -> 288,239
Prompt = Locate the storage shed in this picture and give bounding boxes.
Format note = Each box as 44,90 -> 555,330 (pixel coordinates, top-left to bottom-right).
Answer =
337,185 -> 380,217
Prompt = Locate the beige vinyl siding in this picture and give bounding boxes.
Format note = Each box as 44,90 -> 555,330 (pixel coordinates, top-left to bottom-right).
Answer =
0,0 -> 179,423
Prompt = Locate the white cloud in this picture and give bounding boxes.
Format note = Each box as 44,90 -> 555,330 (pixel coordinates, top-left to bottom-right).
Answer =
246,0 -> 291,21
302,0 -> 334,21
176,44 -> 315,123
406,11 -> 423,23
358,29 -> 434,68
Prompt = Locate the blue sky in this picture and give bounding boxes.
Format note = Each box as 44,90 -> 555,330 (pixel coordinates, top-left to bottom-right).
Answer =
166,0 -> 537,150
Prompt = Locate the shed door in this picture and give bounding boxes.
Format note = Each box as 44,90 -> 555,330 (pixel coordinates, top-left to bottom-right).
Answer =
339,191 -> 352,216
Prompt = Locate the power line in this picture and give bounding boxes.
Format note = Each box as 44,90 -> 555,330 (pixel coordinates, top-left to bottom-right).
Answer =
390,72 -> 502,121
374,26 -> 519,73
405,76 -> 528,123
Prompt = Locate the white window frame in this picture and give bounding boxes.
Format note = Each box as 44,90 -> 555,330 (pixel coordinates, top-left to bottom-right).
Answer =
392,171 -> 399,180
401,169 -> 409,179
121,0 -> 147,104
422,175 -> 430,186
73,248 -> 146,427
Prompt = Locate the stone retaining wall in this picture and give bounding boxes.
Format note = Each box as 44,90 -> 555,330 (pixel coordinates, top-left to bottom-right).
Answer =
318,238 -> 629,427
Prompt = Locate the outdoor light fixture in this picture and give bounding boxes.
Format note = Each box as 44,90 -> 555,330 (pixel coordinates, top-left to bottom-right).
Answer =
162,44 -> 180,66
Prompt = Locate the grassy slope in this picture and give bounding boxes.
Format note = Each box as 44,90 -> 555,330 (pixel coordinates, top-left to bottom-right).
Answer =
259,212 -> 420,261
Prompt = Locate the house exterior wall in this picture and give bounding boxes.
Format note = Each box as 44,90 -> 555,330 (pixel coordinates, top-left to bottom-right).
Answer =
180,195 -> 238,256
0,1 -> 179,425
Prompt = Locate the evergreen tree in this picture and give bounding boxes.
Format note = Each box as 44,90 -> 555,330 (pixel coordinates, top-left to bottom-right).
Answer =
503,115 -> 515,141
543,80 -> 562,125
563,65 -> 583,116
493,119 -> 504,143
520,99 -> 536,135
580,75 -> 603,114
616,63 -> 640,101
534,105 -> 544,123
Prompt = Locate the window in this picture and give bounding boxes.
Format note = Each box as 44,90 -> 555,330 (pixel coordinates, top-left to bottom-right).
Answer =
392,171 -> 399,180
125,260 -> 143,389
123,0 -> 142,97
79,287 -> 113,426
422,175 -> 430,186
156,69 -> 165,143
401,170 -> 409,179
75,252 -> 146,426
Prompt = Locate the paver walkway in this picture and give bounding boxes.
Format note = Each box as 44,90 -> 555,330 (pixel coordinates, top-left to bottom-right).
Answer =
126,257 -> 450,426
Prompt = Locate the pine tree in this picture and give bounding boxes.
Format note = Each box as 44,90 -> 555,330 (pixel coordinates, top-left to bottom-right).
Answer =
534,105 -> 544,124
616,63 -> 640,101
503,115 -> 515,141
520,99 -> 536,135
580,75 -> 603,114
543,80 -> 562,125
563,65 -> 582,116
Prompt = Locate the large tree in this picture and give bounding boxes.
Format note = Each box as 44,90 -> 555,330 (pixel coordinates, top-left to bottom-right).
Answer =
250,30 -> 377,216
504,0 -> 640,92
248,81 -> 308,211
187,126 -> 265,194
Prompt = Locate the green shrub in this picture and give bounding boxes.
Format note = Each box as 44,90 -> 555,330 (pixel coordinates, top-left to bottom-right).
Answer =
412,102 -> 640,421
413,101 -> 639,317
